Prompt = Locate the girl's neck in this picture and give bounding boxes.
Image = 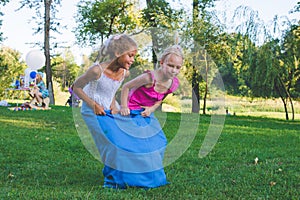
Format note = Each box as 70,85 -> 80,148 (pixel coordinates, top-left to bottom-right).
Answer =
155,68 -> 170,82
104,59 -> 122,72
153,69 -> 172,92
102,60 -> 125,81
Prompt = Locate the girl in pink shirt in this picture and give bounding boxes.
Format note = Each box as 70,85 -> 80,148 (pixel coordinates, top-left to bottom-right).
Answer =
120,45 -> 183,116
114,45 -> 184,188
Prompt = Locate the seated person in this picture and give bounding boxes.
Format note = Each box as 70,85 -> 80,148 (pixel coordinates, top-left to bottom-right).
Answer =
29,72 -> 49,107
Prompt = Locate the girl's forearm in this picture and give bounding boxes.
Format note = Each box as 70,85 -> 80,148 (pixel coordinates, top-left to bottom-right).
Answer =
150,101 -> 162,112
110,97 -> 118,109
73,86 -> 95,109
120,87 -> 130,108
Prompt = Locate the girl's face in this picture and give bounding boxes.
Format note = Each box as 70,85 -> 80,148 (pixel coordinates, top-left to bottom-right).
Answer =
161,54 -> 183,78
117,49 -> 137,70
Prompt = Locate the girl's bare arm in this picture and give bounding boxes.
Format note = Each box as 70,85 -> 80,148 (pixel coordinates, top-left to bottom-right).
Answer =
120,73 -> 152,115
141,100 -> 162,117
73,65 -> 105,115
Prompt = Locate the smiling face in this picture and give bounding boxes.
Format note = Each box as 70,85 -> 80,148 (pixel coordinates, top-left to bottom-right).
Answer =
116,49 -> 137,70
161,54 -> 183,78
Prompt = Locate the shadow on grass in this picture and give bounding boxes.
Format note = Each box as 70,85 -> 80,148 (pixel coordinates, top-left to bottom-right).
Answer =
0,106 -> 299,199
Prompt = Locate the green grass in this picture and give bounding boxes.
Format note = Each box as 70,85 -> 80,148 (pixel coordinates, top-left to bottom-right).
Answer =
0,106 -> 299,199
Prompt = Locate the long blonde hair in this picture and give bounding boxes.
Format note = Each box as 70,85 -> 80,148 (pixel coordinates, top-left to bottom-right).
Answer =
36,73 -> 43,83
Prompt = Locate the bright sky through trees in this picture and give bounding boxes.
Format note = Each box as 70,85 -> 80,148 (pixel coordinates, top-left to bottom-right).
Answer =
1,0 -> 299,64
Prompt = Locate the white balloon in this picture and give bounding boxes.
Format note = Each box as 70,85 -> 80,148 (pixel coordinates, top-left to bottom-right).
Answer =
25,49 -> 45,70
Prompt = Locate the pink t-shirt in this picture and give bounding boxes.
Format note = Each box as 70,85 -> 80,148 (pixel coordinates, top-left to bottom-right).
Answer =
128,70 -> 179,110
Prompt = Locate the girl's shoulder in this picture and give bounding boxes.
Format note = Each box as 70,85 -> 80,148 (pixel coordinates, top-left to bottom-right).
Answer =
127,70 -> 153,87
86,63 -> 104,79
90,63 -> 104,72
170,77 -> 180,92
143,70 -> 155,81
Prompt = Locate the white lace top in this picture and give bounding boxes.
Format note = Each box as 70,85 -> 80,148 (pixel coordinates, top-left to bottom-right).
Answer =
83,65 -> 126,110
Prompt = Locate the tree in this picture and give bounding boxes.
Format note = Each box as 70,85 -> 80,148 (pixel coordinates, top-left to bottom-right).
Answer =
75,0 -> 138,47
282,23 -> 300,96
142,0 -> 183,68
232,5 -> 299,120
0,47 -> 26,96
246,35 -> 299,121
51,48 -> 80,90
19,0 -> 62,105
182,0 -> 218,113
248,40 -> 290,119
279,23 -> 300,120
0,0 -> 9,42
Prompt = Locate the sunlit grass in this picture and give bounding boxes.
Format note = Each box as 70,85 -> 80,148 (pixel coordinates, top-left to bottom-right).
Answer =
161,95 -> 300,120
0,106 -> 299,199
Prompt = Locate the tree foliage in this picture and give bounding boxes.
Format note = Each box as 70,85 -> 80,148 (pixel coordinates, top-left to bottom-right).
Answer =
181,0 -> 219,113
75,0 -> 138,47
0,0 -> 299,118
281,23 -> 300,98
17,0 -> 63,105
18,0 -> 62,49
0,0 -> 10,42
51,48 -> 80,90
142,0 -> 183,29
0,47 -> 26,96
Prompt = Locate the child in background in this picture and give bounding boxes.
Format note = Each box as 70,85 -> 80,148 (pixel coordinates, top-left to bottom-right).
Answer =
72,34 -> 138,188
65,85 -> 80,107
29,72 -> 49,106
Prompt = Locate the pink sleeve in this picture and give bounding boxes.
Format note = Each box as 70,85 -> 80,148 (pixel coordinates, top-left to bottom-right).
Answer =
144,70 -> 155,84
169,77 -> 179,93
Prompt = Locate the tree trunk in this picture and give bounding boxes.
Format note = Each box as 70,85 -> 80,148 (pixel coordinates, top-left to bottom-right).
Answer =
151,31 -> 158,69
278,76 -> 295,120
145,0 -> 157,70
288,96 -> 295,120
191,0 -> 200,113
202,50 -> 208,115
145,0 -> 161,111
192,66 -> 200,113
282,97 -> 289,120
275,82 -> 289,120
44,0 -> 55,104
277,75 -> 295,120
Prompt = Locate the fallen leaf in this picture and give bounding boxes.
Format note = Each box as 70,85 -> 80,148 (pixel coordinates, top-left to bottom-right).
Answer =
270,181 -> 276,186
254,157 -> 259,165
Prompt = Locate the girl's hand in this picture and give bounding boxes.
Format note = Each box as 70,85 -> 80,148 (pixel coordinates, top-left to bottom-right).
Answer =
120,106 -> 130,116
141,107 -> 153,117
93,103 -> 106,115
110,107 -> 119,115
110,97 -> 119,114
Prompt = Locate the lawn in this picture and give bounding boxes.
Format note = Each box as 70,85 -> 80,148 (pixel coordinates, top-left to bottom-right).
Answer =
0,105 -> 299,199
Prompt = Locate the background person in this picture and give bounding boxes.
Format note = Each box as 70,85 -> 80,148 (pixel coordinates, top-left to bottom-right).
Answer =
29,72 -> 49,107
